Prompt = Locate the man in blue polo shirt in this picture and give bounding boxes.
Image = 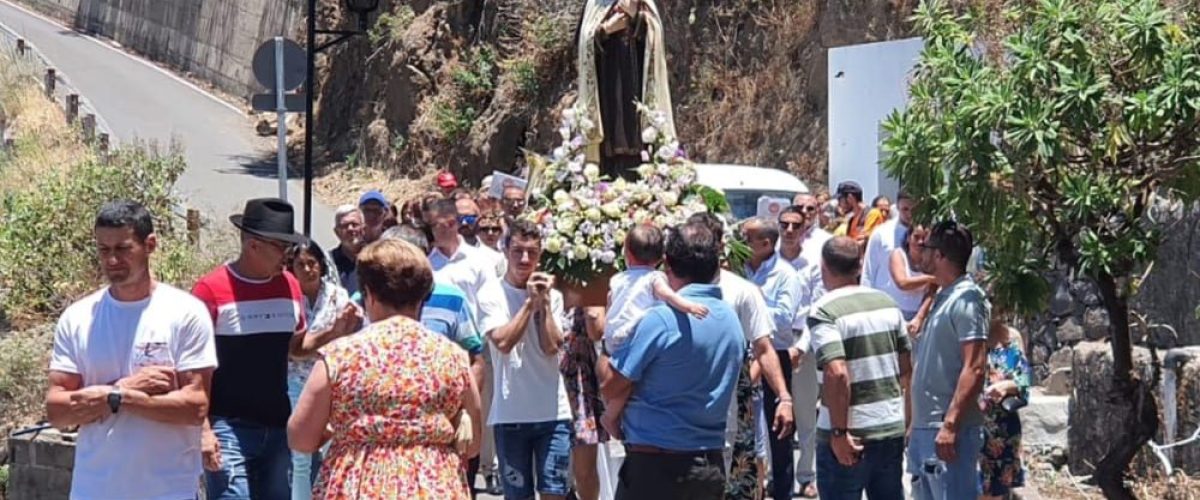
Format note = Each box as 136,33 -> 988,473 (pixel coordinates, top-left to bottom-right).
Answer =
599,221 -> 746,500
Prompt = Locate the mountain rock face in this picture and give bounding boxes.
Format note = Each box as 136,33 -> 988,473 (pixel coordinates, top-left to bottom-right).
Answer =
311,0 -> 917,186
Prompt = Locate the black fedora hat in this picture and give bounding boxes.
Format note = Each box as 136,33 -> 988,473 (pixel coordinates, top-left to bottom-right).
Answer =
229,198 -> 308,245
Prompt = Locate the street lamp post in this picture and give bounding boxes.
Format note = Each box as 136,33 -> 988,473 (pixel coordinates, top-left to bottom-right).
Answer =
303,0 -> 380,236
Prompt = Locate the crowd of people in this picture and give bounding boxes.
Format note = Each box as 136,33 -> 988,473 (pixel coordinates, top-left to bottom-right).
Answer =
46,172 -> 1034,500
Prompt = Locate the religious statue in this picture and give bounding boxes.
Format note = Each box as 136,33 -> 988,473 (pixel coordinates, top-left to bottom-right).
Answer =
577,0 -> 675,179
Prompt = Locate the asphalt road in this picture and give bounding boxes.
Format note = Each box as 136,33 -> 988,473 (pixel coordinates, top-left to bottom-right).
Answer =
0,0 -> 337,248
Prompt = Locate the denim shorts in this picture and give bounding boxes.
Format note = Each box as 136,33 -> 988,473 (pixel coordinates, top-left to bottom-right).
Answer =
493,420 -> 573,498
907,425 -> 985,500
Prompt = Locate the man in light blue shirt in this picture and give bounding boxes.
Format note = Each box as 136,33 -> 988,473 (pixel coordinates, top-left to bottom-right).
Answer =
742,216 -> 800,500
909,220 -> 990,500
600,222 -> 746,500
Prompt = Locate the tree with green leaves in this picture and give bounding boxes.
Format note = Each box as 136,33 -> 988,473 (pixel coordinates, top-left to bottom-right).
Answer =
883,0 -> 1200,497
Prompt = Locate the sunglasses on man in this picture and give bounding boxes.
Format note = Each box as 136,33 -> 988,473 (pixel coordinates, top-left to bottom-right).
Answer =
458,214 -> 479,226
478,225 -> 503,234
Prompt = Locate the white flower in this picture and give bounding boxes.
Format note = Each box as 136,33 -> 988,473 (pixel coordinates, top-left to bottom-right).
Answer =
614,229 -> 628,244
584,163 -> 601,181
563,108 -> 577,122
660,192 -> 679,207
553,190 -> 569,203
656,142 -> 678,161
558,217 -> 578,234
585,207 -> 603,222
573,244 -> 590,259
553,146 -> 567,160
653,111 -> 668,128
641,126 -> 659,144
567,158 -> 584,174
600,250 -> 617,264
601,202 -> 623,219
545,237 -> 564,254
636,163 -> 655,179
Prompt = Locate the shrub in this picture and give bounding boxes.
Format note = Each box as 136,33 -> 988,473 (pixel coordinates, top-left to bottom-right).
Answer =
431,99 -> 477,140
506,57 -> 540,96
451,47 -> 497,97
368,6 -> 415,46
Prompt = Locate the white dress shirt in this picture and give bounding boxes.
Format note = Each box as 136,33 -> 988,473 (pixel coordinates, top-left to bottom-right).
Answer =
783,226 -> 832,353
430,237 -> 510,334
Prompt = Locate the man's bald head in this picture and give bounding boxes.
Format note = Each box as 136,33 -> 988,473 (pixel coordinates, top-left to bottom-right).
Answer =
821,236 -> 863,279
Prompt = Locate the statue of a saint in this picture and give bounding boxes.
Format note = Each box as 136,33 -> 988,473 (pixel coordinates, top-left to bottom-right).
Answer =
577,0 -> 675,179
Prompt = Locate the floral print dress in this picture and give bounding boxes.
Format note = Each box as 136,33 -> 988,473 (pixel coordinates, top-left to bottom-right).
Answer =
980,329 -> 1032,496
315,316 -> 472,499
725,343 -> 761,500
560,307 -> 609,445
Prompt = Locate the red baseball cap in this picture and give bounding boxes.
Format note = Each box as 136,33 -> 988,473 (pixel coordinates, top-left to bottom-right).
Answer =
437,171 -> 458,189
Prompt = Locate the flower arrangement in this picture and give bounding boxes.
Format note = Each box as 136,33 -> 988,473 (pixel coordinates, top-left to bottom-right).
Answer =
524,103 -> 747,287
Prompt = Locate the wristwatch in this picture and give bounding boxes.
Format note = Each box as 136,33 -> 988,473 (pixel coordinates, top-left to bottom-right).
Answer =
831,428 -> 849,438
107,389 -> 123,414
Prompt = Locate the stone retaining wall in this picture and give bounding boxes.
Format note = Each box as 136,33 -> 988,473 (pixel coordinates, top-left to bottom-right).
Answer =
6,428 -> 73,500
15,0 -> 304,99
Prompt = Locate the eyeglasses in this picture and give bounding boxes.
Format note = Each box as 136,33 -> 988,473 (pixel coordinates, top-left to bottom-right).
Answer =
479,226 -> 503,234
798,205 -> 819,213
779,221 -> 804,231
458,214 -> 479,226
256,237 -> 295,253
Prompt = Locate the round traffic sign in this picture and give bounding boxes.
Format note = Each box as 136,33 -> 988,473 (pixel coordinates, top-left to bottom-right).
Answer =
253,38 -> 306,91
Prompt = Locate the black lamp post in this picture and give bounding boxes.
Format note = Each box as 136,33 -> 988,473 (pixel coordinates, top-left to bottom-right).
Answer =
303,0 -> 380,236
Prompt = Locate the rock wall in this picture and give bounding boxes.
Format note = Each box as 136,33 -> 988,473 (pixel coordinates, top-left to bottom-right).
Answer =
308,0 -> 917,185
1024,206 -> 1200,386
14,0 -> 304,99
1069,342 -> 1200,477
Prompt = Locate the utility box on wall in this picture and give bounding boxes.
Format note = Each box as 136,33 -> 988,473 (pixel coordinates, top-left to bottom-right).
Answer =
827,37 -> 923,202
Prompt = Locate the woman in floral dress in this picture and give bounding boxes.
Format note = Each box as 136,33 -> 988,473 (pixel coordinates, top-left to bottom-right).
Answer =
980,309 -> 1032,499
288,239 -> 483,499
560,306 -> 609,500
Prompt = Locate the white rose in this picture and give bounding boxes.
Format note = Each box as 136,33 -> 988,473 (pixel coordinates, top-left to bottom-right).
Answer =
545,236 -> 564,254
585,207 -> 603,222
558,217 -> 577,234
553,190 -> 569,203
641,126 -> 659,144
614,229 -> 628,244
573,244 -> 590,259
584,163 -> 601,181
636,163 -> 655,178
661,192 -> 679,207
601,202 -> 623,219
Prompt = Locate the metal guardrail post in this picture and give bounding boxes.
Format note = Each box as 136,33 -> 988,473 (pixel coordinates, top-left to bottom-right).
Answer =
66,94 -> 79,123
16,38 -> 25,55
44,68 -> 55,97
98,133 -> 110,155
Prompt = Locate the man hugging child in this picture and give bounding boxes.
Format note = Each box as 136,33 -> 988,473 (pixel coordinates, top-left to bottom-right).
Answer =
601,224 -> 709,439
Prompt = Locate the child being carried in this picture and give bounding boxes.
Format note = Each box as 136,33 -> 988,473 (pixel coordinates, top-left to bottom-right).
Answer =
601,224 -> 709,439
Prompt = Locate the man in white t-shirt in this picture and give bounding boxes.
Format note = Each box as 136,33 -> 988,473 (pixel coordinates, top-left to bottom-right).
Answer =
862,191 -> 917,305
487,219 -> 573,500
46,201 -> 217,500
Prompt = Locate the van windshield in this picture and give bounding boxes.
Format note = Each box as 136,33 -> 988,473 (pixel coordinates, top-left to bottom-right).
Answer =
723,190 -> 801,221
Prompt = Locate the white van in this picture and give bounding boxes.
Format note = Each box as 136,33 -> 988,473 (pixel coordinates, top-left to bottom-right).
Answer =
692,164 -> 810,221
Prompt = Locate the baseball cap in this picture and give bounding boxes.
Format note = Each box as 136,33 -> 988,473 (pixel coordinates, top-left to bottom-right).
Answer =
358,190 -> 388,207
835,181 -> 863,199
437,171 -> 458,189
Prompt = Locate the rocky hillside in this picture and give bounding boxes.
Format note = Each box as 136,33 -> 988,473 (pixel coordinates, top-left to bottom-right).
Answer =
309,0 -> 918,187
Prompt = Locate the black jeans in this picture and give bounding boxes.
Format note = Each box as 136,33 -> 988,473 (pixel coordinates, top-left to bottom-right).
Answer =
615,450 -> 726,500
763,349 -> 795,499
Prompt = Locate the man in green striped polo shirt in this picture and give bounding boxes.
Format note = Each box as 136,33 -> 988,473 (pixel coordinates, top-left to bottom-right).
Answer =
808,236 -> 912,500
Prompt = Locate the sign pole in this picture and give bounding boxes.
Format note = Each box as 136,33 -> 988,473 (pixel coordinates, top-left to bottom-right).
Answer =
274,37 -> 289,201
303,0 -> 316,237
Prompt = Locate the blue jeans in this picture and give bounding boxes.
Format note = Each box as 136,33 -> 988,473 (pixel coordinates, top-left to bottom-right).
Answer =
204,417 -> 292,500
816,436 -> 905,500
287,376 -> 321,500
493,420 -> 573,498
908,425 -> 985,500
